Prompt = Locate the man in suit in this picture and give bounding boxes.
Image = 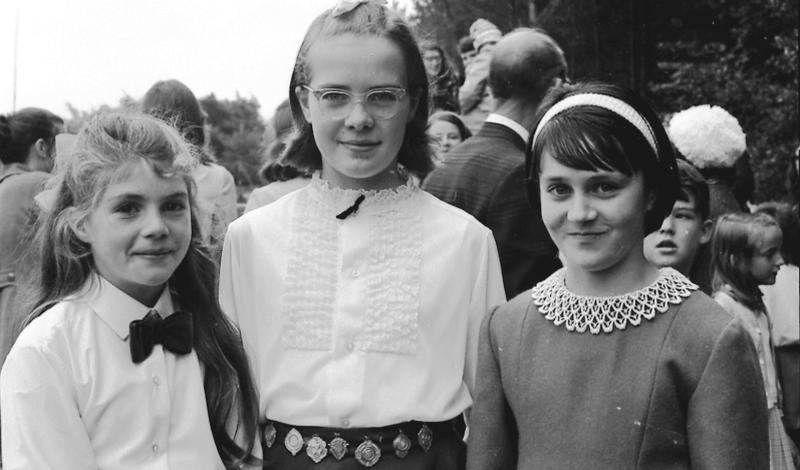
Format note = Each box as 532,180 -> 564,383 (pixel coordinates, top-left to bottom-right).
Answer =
423,28 -> 567,298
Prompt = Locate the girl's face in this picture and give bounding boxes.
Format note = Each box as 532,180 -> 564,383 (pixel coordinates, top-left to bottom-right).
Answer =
539,150 -> 650,277
428,119 -> 462,153
75,160 -> 192,306
748,226 -> 784,285
299,33 -> 417,190
422,49 -> 442,76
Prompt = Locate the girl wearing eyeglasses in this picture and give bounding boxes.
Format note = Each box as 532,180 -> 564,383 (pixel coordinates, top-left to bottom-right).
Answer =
219,1 -> 505,469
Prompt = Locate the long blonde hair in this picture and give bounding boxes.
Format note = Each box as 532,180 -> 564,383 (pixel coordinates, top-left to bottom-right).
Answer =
21,112 -> 259,468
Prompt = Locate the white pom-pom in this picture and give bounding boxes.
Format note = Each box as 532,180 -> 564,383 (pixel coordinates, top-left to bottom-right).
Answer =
667,105 -> 746,169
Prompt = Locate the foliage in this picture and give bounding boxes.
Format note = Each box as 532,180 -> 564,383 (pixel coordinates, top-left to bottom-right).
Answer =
407,0 -> 798,203
65,93 -> 268,189
199,94 -> 267,187
64,95 -> 137,133
648,0 -> 798,203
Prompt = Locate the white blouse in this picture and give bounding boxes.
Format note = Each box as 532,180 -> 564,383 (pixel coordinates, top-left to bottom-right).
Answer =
0,276 -> 225,470
220,175 -> 505,428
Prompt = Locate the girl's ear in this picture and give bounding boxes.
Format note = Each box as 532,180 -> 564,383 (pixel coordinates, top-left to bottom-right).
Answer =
699,219 -> 713,244
34,138 -> 49,158
68,211 -> 92,245
646,191 -> 656,211
295,86 -> 312,122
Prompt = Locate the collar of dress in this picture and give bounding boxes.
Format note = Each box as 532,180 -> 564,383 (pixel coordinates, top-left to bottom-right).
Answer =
307,172 -> 418,214
531,267 -> 697,334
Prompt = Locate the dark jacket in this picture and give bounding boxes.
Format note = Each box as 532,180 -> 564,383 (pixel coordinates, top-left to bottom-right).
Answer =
423,122 -> 560,297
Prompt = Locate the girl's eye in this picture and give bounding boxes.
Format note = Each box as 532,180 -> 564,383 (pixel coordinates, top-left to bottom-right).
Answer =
114,202 -> 139,215
320,91 -> 350,106
163,200 -> 187,212
593,183 -> 619,195
368,90 -> 399,106
546,184 -> 571,197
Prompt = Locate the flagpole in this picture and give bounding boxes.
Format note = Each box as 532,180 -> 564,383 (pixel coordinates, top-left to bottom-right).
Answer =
12,8 -> 20,112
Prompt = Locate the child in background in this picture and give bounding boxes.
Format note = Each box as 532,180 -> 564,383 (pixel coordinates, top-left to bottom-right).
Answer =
754,202 -> 800,449
0,113 -> 259,469
644,158 -> 713,279
141,79 -> 238,256
712,212 -> 798,469
220,1 -> 505,468
427,111 -> 472,160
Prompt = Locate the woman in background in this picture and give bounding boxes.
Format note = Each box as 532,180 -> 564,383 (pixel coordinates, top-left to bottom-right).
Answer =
0,107 -> 64,368
426,111 -> 471,162
142,79 -> 237,255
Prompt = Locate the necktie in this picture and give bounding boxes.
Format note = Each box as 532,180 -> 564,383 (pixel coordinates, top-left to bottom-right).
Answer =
129,310 -> 193,364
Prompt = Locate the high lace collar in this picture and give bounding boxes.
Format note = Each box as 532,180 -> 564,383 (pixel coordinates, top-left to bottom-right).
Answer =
531,267 -> 697,334
307,172 -> 417,213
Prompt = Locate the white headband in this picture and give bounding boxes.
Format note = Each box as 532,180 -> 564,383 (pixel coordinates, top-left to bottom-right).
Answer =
531,93 -> 658,155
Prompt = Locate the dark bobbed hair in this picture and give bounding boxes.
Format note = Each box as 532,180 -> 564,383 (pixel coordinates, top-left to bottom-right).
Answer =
19,112 -> 259,468
753,201 -> 799,265
141,79 -> 214,164
711,212 -> 781,295
489,28 -> 567,103
0,107 -> 64,164
282,2 -> 434,179
427,111 -> 472,141
525,82 -> 679,235
675,158 -> 710,220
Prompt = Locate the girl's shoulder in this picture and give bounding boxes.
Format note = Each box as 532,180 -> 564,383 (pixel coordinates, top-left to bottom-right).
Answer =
418,189 -> 492,235
9,298 -> 88,356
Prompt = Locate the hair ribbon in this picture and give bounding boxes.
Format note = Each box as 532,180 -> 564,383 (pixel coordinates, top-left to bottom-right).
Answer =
331,0 -> 387,16
531,93 -> 658,155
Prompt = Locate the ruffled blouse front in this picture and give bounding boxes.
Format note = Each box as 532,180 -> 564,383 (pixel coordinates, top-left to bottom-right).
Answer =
219,173 -> 505,427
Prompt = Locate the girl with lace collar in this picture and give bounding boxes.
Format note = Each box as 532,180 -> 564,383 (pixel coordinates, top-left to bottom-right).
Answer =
466,82 -> 769,469
218,1 -> 505,468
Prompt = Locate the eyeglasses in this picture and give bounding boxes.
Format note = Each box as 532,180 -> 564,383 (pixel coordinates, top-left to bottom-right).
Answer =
302,85 -> 408,120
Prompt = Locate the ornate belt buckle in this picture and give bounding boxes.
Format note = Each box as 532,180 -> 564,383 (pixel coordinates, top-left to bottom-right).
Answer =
263,422 -> 277,449
417,423 -> 433,452
393,430 -> 411,458
329,435 -> 348,461
355,438 -> 381,467
284,428 -> 304,456
306,435 -> 328,463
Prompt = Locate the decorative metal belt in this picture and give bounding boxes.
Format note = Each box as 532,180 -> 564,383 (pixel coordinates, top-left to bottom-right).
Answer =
263,418 -> 463,467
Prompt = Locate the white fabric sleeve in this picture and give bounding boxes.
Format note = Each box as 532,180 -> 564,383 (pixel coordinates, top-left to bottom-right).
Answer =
464,230 -> 506,395
1,342 -> 97,470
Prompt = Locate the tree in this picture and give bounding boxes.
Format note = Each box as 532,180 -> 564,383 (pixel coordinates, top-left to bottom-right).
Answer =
648,0 -> 798,203
199,93 -> 267,187
408,0 -> 798,203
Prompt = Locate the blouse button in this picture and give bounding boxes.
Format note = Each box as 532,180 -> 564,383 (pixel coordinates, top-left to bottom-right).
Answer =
346,342 -> 354,352
342,419 -> 350,428
352,269 -> 360,278
153,376 -> 160,386
152,443 -> 159,453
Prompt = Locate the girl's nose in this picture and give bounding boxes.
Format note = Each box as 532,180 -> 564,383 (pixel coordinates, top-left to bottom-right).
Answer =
142,208 -> 169,237
566,194 -> 597,222
658,215 -> 675,233
344,102 -> 374,131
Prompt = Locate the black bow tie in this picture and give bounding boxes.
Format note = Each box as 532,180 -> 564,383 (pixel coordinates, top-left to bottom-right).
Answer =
129,310 -> 193,364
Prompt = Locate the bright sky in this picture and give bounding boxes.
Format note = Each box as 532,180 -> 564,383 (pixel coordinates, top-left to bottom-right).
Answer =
0,0 -> 412,121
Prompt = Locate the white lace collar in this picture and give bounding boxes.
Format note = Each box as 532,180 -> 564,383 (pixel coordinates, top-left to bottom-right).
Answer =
531,267 -> 697,334
307,172 -> 417,214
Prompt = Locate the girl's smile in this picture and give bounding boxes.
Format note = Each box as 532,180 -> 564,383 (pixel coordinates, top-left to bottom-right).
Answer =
298,33 -> 417,190
75,160 -> 191,306
538,149 -> 654,294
